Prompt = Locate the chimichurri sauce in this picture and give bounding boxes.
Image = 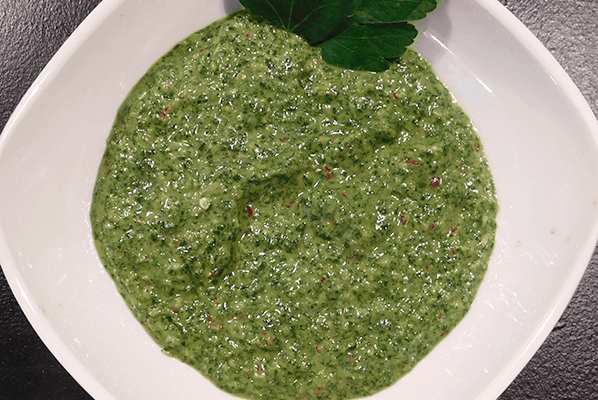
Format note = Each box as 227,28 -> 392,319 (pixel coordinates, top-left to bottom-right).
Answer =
91,10 -> 498,400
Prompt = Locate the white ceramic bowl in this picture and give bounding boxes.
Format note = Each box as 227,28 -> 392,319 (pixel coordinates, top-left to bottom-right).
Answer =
1,0 -> 597,399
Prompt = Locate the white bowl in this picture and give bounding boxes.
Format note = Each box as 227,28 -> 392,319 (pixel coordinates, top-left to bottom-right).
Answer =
1,0 -> 597,399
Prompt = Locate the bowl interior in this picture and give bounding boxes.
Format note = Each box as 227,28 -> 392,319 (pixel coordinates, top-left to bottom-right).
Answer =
1,0 -> 597,399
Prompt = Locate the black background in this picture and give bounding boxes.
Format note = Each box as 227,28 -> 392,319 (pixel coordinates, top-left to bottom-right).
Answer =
1,0 -> 596,399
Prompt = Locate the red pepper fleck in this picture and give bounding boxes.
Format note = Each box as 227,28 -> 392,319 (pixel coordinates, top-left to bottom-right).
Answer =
431,176 -> 441,189
316,345 -> 323,354
207,315 -> 213,322
450,249 -> 457,255
430,223 -> 436,230
405,159 -> 419,166
474,143 -> 480,152
245,33 -> 251,38
391,90 -> 399,100
450,227 -> 458,234
283,136 -> 290,141
260,332 -> 274,346
320,277 -> 327,283
157,104 -> 173,120
340,191 -> 348,197
348,355 -> 357,362
247,205 -> 254,218
285,204 -> 292,208
326,173 -> 335,180
324,166 -> 331,172
349,254 -> 355,259
441,330 -> 448,337
425,264 -> 430,270
198,47 -> 207,53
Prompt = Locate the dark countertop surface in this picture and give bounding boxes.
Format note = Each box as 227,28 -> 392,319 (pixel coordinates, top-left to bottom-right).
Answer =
1,0 -> 596,399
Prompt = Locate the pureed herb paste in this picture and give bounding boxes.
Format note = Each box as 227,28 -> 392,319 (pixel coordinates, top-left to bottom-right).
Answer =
91,10 -> 498,400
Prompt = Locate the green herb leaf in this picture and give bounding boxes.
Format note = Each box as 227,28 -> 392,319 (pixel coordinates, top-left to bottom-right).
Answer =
239,0 -> 438,71
352,0 -> 437,24
239,0 -> 353,44
319,23 -> 418,72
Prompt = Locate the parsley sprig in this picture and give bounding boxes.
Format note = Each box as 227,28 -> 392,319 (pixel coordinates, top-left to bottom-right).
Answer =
239,0 -> 437,72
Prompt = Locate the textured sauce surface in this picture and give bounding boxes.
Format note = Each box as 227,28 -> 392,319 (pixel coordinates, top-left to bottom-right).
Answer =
90,11 -> 498,400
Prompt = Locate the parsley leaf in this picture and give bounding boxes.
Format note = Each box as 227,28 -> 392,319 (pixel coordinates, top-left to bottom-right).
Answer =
320,22 -> 418,72
352,0 -> 437,24
239,0 -> 353,45
239,0 -> 437,71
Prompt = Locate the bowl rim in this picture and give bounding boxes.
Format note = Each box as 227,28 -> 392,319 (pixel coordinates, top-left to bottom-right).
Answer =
1,0 -> 597,399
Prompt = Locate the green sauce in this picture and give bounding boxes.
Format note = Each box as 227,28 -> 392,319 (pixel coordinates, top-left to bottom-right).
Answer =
91,10 -> 497,400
